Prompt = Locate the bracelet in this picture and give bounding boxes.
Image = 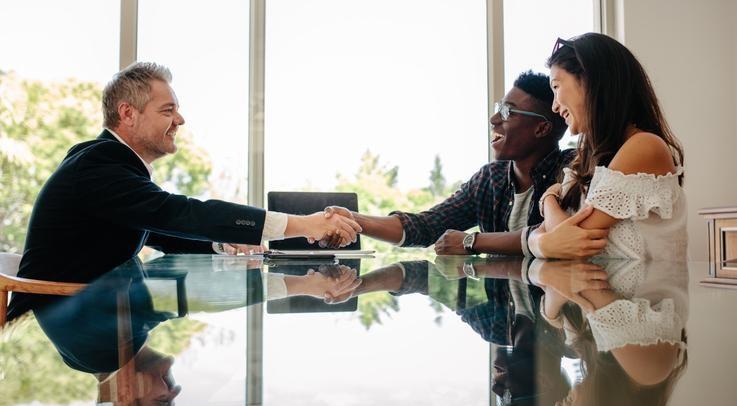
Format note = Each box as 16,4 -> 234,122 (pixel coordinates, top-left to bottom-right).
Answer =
538,190 -> 560,218
520,226 -> 536,258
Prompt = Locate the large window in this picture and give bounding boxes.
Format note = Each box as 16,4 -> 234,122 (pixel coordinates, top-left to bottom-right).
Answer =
137,0 -> 251,203
264,0 -> 489,243
0,0 -> 119,253
503,0 -> 596,148
0,1 -> 598,256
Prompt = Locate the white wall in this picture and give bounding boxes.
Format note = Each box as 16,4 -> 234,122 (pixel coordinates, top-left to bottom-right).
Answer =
614,0 -> 737,261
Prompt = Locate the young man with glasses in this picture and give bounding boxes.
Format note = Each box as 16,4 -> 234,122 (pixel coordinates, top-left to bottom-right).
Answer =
322,71 -> 607,258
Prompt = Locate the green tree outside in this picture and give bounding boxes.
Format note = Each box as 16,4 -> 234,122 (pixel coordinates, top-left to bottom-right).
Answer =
0,71 -> 212,253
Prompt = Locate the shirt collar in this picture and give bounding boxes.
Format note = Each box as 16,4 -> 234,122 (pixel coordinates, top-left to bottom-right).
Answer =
505,148 -> 564,189
104,127 -> 154,177
530,148 -> 564,182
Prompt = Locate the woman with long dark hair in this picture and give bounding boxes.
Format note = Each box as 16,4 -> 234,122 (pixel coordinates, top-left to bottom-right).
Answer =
528,33 -> 686,260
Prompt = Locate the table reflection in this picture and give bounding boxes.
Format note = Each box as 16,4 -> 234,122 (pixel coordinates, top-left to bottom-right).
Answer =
0,254 -> 695,405
527,259 -> 688,406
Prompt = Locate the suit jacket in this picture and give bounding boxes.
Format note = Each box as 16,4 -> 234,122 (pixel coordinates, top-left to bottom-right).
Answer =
8,130 -> 266,319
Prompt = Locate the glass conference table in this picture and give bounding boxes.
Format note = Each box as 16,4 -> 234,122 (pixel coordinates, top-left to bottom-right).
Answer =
1,251 -> 736,405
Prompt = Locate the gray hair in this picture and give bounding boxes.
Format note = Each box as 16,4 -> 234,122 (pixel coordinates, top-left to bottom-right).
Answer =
102,62 -> 173,128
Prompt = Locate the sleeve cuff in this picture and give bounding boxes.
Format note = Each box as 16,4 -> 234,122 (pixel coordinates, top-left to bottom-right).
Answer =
520,256 -> 534,285
397,230 -> 406,246
520,226 -> 531,257
262,211 -> 289,241
265,272 -> 288,299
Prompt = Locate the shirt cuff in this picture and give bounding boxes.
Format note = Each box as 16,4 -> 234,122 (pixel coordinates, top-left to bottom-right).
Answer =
262,211 -> 288,241
526,258 -> 545,286
395,262 -> 407,279
520,256 -> 533,285
397,230 -> 406,246
212,242 -> 225,254
265,272 -> 288,300
520,226 -> 531,257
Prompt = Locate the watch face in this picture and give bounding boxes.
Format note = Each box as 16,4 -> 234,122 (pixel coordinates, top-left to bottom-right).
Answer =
462,233 -> 473,248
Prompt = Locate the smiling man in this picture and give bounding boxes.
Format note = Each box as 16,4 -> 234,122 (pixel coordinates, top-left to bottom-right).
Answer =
8,62 -> 362,321
321,71 -> 588,256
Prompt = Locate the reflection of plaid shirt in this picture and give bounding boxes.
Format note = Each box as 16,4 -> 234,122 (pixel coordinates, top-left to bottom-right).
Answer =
391,148 -> 575,247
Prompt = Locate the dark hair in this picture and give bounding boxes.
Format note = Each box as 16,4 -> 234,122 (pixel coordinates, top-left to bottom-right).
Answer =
514,70 -> 568,140
547,33 -> 684,210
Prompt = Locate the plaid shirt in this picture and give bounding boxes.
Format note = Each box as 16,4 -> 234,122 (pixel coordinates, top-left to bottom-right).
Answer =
391,148 -> 576,247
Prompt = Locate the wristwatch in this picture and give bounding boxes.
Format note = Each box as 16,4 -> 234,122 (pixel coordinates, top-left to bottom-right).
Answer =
462,232 -> 479,255
463,261 -> 479,280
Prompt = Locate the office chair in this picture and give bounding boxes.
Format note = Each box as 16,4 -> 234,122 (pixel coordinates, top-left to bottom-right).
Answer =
0,252 -> 86,326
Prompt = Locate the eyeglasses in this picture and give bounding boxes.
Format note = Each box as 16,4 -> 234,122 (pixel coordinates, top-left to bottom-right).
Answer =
551,37 -> 575,56
493,102 -> 551,123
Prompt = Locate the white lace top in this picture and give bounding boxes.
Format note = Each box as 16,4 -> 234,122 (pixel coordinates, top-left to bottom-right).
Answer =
586,260 -> 689,352
539,260 -> 689,352
560,166 -> 687,260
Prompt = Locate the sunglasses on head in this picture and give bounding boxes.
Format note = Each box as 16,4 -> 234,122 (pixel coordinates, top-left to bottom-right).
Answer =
551,37 -> 575,56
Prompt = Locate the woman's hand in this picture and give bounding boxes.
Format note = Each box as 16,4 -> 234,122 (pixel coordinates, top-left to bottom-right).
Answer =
530,206 -> 609,259
529,260 -> 609,313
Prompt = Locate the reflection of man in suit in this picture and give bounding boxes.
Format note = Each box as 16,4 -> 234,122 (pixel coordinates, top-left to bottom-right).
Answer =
34,255 -> 360,403
8,62 -> 361,320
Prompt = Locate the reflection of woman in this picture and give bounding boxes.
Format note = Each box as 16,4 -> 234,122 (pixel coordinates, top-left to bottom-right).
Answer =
530,259 -> 688,405
529,33 -> 686,260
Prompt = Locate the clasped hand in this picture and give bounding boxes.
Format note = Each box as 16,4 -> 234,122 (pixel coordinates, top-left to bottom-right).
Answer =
301,265 -> 362,302
528,260 -> 609,313
312,206 -> 358,248
302,210 -> 361,247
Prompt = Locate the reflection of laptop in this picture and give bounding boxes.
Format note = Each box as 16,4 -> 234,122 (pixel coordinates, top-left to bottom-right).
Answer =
267,258 -> 361,313
267,191 -> 363,251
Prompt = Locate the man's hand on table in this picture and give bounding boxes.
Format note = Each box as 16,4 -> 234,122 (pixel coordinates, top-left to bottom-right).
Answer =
433,230 -> 469,255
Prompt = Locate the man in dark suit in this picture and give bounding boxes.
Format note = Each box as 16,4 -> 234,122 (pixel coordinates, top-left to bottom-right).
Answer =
7,62 -> 361,320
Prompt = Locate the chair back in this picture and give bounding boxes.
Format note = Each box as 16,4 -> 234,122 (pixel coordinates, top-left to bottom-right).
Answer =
0,252 -> 86,327
267,191 -> 361,250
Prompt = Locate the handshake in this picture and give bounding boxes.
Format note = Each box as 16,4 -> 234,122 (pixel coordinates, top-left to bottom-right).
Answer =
287,206 -> 361,248
214,207 -> 361,255
307,206 -> 359,249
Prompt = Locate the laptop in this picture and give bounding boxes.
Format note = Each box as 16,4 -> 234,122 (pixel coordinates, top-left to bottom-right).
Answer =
267,191 -> 372,254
